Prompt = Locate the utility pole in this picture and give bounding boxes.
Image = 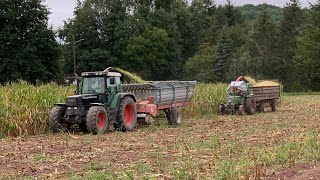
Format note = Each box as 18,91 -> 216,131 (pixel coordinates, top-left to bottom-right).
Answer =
70,35 -> 83,94
72,35 -> 76,76
71,35 -> 84,76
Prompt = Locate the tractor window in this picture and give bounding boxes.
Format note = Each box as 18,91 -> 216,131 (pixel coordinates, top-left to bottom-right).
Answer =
82,77 -> 105,94
109,77 -> 115,85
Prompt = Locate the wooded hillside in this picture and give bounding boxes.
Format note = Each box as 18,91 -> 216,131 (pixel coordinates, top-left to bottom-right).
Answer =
1,0 -> 320,91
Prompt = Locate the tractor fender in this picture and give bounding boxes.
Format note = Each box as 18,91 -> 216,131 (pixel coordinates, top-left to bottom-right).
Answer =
90,103 -> 106,107
54,103 -> 67,106
119,93 -> 136,102
108,93 -> 137,111
115,93 -> 137,113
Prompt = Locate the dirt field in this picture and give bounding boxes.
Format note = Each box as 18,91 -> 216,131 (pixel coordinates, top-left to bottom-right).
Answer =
1,95 -> 320,179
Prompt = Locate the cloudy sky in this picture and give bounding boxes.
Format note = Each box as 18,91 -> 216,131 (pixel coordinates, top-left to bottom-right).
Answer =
42,0 -> 317,30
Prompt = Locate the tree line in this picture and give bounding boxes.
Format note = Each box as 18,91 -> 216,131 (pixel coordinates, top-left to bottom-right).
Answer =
1,0 -> 320,91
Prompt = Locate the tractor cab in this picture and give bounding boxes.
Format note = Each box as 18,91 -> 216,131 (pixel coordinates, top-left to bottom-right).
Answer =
79,70 -> 122,105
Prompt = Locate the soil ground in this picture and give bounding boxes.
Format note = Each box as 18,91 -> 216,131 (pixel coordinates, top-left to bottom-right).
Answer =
266,163 -> 320,180
1,95 -> 320,179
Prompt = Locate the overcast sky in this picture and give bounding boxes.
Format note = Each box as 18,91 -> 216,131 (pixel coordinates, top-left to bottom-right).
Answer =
42,0 -> 317,30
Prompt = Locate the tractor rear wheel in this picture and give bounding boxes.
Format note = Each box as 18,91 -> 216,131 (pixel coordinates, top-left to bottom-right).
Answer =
238,105 -> 245,116
258,101 -> 265,113
166,107 -> 182,126
116,97 -> 137,131
271,100 -> 277,111
49,106 -> 69,133
86,106 -> 108,134
246,98 -> 256,115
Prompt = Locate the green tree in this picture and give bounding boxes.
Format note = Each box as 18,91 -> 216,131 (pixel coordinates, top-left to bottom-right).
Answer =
274,0 -> 303,91
216,0 -> 243,27
0,0 -> 60,83
248,8 -> 277,78
294,1 -> 320,91
214,26 -> 233,82
228,45 -> 252,80
59,0 -> 131,74
238,4 -> 283,22
172,0 -> 193,66
189,0 -> 215,56
124,26 -> 169,80
186,43 -> 215,82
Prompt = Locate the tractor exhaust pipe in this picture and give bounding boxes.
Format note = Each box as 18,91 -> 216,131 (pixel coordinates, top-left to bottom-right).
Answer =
75,73 -> 79,95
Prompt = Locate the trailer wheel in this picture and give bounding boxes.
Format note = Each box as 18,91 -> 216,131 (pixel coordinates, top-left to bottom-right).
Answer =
245,98 -> 256,115
86,106 -> 108,134
238,105 -> 245,116
166,107 -> 182,126
271,100 -> 277,111
49,106 -> 69,133
117,97 -> 137,131
258,101 -> 265,113
218,104 -> 224,115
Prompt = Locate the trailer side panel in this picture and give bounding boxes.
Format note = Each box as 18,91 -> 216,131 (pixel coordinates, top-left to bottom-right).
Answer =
253,86 -> 280,102
122,81 -> 197,109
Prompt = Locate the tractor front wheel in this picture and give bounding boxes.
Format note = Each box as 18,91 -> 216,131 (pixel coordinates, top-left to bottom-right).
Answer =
238,105 -> 245,116
166,107 -> 182,126
49,106 -> 69,133
86,106 -> 108,134
116,97 -> 137,131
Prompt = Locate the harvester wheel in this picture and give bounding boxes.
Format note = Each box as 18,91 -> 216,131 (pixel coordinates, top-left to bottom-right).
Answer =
117,97 -> 137,131
86,106 -> 108,134
218,104 -> 224,115
258,102 -> 265,113
49,106 -> 69,133
245,98 -> 256,115
238,105 -> 245,116
166,107 -> 182,126
271,100 -> 277,111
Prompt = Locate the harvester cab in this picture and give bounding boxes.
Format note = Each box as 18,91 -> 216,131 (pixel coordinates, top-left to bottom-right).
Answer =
219,80 -> 256,115
227,81 -> 249,96
49,67 -> 137,134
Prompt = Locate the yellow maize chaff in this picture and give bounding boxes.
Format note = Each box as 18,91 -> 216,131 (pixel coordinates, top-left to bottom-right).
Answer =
242,76 -> 279,87
114,67 -> 146,83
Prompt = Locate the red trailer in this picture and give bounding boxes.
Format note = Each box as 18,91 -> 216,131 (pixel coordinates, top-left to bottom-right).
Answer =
122,81 -> 197,125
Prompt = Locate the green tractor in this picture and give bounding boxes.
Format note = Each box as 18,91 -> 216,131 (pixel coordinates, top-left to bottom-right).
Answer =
219,80 -> 256,115
49,68 -> 137,134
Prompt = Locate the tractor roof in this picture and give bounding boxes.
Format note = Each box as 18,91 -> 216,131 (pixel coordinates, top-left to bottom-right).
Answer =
81,71 -> 121,77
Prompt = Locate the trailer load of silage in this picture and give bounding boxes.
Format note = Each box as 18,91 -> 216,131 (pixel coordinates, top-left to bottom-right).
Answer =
242,76 -> 257,87
256,80 -> 279,87
242,76 -> 279,87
